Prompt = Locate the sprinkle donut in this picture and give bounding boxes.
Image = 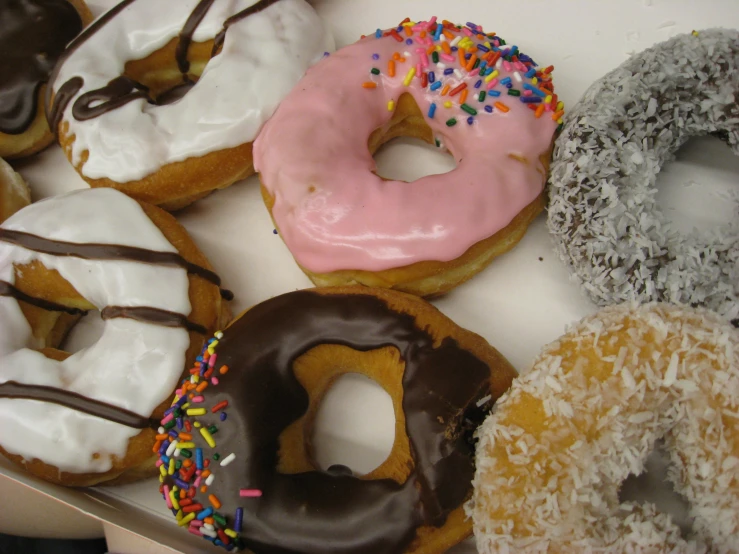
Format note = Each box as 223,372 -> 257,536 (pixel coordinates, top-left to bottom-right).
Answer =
470,303 -> 739,553
0,188 -> 230,486
48,0 -> 334,210
255,18 -> 562,297
548,29 -> 739,326
156,287 -> 517,552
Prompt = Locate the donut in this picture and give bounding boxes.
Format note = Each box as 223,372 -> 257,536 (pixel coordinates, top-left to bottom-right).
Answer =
155,286 -> 517,552
470,302 -> 739,553
0,0 -> 93,159
0,188 -> 231,486
254,18 -> 563,297
548,29 -> 739,326
47,0 -> 334,211
0,158 -> 31,222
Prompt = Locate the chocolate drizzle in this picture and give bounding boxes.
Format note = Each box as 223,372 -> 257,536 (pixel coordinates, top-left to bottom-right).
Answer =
177,0 -> 216,74
101,306 -> 206,334
212,0 -> 282,55
0,0 -> 82,134
0,279 -> 87,316
0,228 -> 233,300
48,0 -> 285,125
72,76 -> 149,121
185,290 -> 493,553
0,381 -> 154,429
1,279 -> 206,334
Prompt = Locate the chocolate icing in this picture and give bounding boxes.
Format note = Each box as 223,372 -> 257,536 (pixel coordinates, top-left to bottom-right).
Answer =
172,290 -> 493,553
0,381 -> 154,429
212,0 -> 281,55
177,0 -> 215,74
0,228 -> 233,300
101,306 -> 206,334
0,279 -> 87,316
0,0 -> 82,134
1,279 -> 206,334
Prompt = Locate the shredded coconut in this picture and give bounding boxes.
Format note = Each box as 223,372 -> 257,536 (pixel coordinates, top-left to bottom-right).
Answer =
469,303 -> 739,553
548,29 -> 739,326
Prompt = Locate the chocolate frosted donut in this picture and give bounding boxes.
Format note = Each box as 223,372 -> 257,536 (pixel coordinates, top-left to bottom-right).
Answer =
0,0 -> 92,158
157,287 -> 516,552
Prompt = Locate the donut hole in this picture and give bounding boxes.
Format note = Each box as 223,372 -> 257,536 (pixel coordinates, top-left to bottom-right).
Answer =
655,135 -> 739,235
373,136 -> 456,182
371,93 -> 456,182
60,308 -> 104,353
312,373 -> 395,476
277,345 -> 406,481
618,441 -> 694,539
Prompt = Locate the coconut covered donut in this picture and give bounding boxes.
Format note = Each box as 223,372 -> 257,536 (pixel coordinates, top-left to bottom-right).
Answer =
0,0 -> 93,159
548,29 -> 739,326
255,18 -> 562,297
0,158 -> 31,223
0,188 -> 230,486
470,302 -> 739,553
155,287 -> 517,552
48,0 -> 334,210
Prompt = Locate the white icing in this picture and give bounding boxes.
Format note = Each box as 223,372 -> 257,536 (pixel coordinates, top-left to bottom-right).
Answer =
53,0 -> 335,183
0,188 -> 191,473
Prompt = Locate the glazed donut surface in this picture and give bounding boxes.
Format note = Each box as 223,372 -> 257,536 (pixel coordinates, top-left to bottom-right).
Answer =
255,18 -> 561,296
0,188 -> 229,486
471,302 -> 739,553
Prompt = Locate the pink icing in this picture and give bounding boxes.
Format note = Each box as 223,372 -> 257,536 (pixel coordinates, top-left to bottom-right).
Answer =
253,22 -> 560,273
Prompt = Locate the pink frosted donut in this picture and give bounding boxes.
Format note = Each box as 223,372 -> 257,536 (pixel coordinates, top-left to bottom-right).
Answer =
254,18 -> 563,297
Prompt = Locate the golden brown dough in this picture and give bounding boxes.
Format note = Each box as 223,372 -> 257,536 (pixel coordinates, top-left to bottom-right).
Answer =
0,159 -> 31,222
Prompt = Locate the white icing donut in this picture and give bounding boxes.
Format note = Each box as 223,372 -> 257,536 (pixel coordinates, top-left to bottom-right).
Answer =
50,0 -> 334,184
0,188 -> 192,473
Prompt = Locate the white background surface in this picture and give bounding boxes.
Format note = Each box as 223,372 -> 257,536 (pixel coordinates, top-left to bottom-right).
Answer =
2,0 -> 739,552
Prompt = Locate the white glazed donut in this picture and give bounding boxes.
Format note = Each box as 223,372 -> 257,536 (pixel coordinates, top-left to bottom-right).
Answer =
48,0 -> 334,210
548,29 -> 739,326
0,188 -> 228,486
470,302 -> 739,553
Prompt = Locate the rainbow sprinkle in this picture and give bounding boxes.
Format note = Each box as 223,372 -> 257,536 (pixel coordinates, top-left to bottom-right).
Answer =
360,18 -> 564,129
157,333 -> 260,552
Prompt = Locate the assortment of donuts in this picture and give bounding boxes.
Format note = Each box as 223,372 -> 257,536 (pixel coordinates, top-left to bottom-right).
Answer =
1,1 -> 737,553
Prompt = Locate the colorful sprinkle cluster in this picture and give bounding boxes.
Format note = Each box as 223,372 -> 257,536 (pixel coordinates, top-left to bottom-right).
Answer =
361,18 -> 564,129
156,333 -> 256,552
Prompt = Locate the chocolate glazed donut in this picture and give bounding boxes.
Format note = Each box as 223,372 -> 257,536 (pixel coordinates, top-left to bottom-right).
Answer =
163,288 -> 516,553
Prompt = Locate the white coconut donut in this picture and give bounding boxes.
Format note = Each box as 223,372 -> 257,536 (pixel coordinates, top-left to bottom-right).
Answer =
470,302 -> 739,553
48,0 -> 334,210
548,29 -> 739,326
0,188 -> 228,485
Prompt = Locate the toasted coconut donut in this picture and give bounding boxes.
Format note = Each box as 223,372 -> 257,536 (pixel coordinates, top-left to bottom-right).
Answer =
155,287 -> 516,552
47,0 -> 334,211
0,0 -> 92,159
0,159 -> 31,222
255,18 -> 561,297
0,188 -> 231,487
548,29 -> 739,325
470,303 -> 739,553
